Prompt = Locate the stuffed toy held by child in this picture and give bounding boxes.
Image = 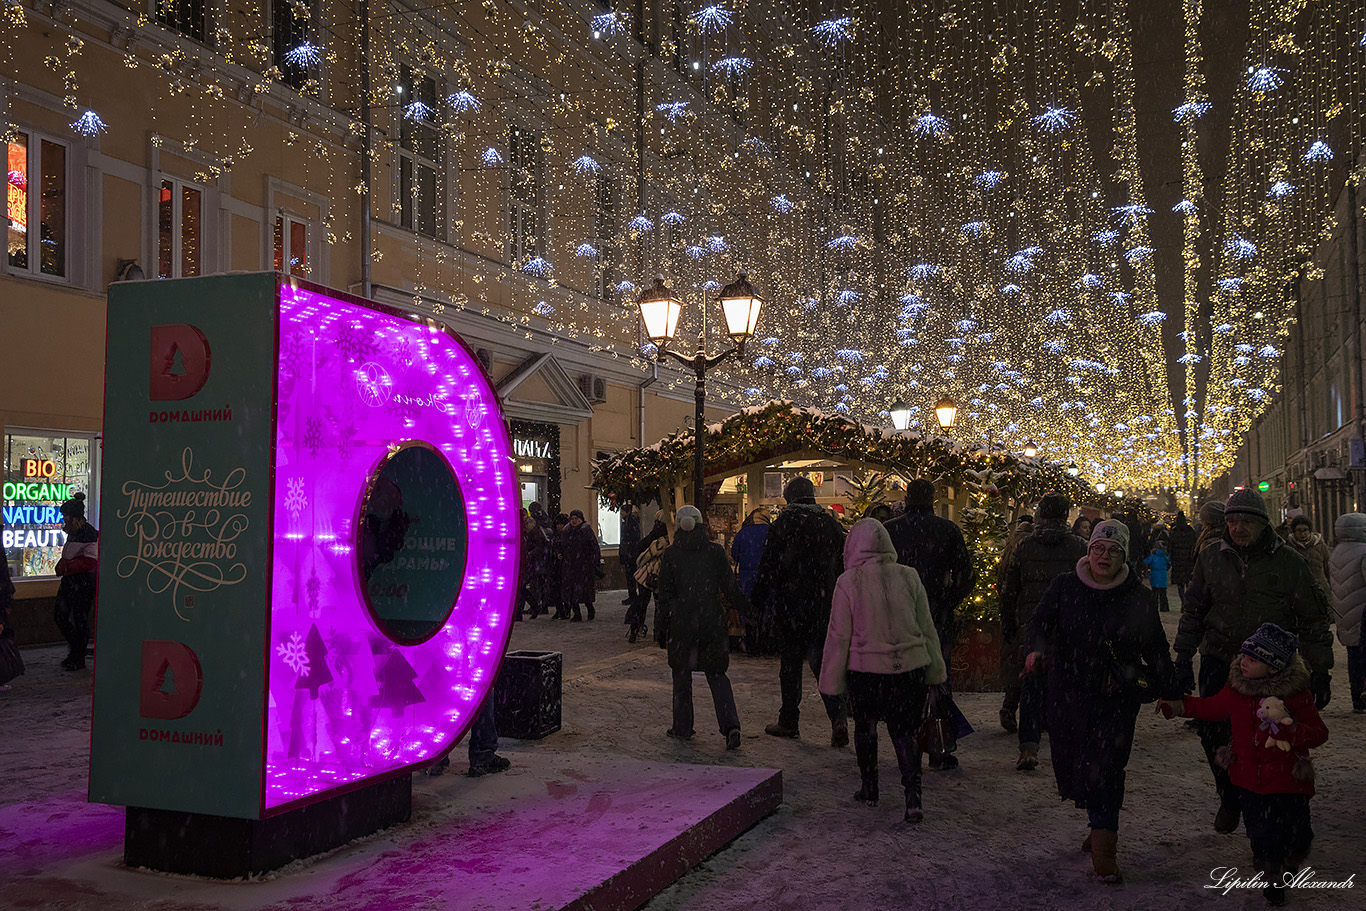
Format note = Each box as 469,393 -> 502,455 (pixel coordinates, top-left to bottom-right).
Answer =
1257,696 -> 1293,751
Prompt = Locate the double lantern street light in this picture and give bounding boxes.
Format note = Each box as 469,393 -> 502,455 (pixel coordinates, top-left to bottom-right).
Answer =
637,273 -> 764,511
888,396 -> 959,433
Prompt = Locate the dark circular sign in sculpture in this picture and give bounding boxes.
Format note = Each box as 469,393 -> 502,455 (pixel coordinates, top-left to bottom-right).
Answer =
357,441 -> 469,644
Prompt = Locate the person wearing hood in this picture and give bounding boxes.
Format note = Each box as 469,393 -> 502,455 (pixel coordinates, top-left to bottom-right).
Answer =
1023,520 -> 1180,883
1157,623 -> 1329,907
1174,488 -> 1335,836
656,506 -> 747,751
1328,512 -> 1366,713
819,519 -> 946,823
1288,516 -> 1331,599
883,479 -> 976,770
1167,511 -> 1198,607
998,493 -> 1087,769
751,476 -> 849,745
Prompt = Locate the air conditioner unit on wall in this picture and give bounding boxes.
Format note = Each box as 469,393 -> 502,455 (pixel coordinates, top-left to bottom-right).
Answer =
578,373 -> 607,404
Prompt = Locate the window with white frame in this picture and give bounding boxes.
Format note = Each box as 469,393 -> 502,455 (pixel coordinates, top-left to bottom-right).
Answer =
157,177 -> 204,279
6,128 -> 68,279
397,64 -> 441,237
508,126 -> 544,263
154,0 -> 208,44
273,213 -> 309,276
593,172 -> 618,301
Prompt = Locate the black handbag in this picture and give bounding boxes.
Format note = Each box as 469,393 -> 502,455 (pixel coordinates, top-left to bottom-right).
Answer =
1105,638 -> 1157,703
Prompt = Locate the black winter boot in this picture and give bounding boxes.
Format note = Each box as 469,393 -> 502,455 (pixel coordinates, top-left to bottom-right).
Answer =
890,734 -> 923,823
853,727 -> 878,805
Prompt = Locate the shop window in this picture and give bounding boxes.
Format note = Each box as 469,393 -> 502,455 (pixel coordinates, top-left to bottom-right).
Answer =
508,127 -> 544,263
157,177 -> 203,278
398,64 -> 441,237
6,129 -> 67,279
273,214 -> 309,276
3,431 -> 97,580
154,0 -> 208,44
596,500 -> 620,547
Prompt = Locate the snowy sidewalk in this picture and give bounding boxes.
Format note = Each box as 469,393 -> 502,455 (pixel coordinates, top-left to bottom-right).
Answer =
2,593 -> 1362,910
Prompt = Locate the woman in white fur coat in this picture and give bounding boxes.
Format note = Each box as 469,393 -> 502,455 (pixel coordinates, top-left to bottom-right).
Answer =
1329,512 -> 1366,712
820,518 -> 946,823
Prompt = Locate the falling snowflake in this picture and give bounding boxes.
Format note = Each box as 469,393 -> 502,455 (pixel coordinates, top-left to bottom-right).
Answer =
812,17 -> 854,47
285,477 -> 308,519
446,90 -> 482,114
1031,106 -> 1076,132
693,5 -> 733,34
711,57 -> 753,78
284,41 -> 323,68
69,110 -> 107,136
770,194 -> 792,213
277,632 -> 309,675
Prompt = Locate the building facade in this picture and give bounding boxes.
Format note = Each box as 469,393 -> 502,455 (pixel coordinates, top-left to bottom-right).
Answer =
1211,159 -> 1366,534
4,1 -> 855,631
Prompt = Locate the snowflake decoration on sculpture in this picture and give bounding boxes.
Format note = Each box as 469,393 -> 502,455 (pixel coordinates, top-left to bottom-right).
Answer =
284,42 -> 323,68
1245,66 -> 1285,93
1031,107 -> 1076,132
571,154 -> 601,176
69,110 -> 107,136
446,90 -> 482,114
812,17 -> 854,47
693,5 -> 733,34
711,57 -> 753,78
276,632 -> 309,675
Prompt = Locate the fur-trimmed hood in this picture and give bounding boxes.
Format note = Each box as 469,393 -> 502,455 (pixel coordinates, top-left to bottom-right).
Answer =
1225,653 -> 1310,699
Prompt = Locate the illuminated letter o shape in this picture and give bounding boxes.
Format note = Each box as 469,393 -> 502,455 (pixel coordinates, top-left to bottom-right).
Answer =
265,285 -> 518,812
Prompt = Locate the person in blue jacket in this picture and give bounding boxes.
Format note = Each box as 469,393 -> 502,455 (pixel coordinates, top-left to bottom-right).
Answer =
730,508 -> 770,653
1144,539 -> 1172,613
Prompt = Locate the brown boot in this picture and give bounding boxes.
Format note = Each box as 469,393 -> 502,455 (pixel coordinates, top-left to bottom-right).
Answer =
1090,829 -> 1122,883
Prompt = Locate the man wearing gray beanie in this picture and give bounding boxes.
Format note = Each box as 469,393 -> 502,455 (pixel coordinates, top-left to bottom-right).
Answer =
1174,486 -> 1334,835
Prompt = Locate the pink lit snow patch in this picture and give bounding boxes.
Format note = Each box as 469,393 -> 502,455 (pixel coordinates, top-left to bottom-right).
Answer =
264,284 -> 518,813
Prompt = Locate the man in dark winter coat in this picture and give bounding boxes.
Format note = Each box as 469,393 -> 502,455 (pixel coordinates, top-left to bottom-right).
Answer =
883,479 -> 976,769
618,505 -> 642,608
560,510 -> 601,622
1166,511 -> 1198,606
1174,487 -> 1335,835
751,476 -> 849,745
998,492 -> 1086,770
657,505 -> 747,749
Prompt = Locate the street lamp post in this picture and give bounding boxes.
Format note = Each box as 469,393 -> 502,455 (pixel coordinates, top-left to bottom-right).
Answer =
637,273 -> 764,512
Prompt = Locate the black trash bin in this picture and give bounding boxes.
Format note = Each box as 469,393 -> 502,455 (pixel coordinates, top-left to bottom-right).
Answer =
493,650 -> 562,739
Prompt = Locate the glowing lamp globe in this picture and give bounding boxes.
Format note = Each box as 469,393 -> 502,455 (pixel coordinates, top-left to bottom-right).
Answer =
1096,482 -> 1107,494
1023,440 -> 1039,459
889,398 -> 911,431
934,395 -> 958,430
1067,463 -> 1079,477
718,271 -> 764,350
637,276 -> 682,346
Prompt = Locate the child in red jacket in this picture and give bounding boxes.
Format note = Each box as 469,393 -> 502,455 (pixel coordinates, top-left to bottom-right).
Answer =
1158,622 -> 1328,907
